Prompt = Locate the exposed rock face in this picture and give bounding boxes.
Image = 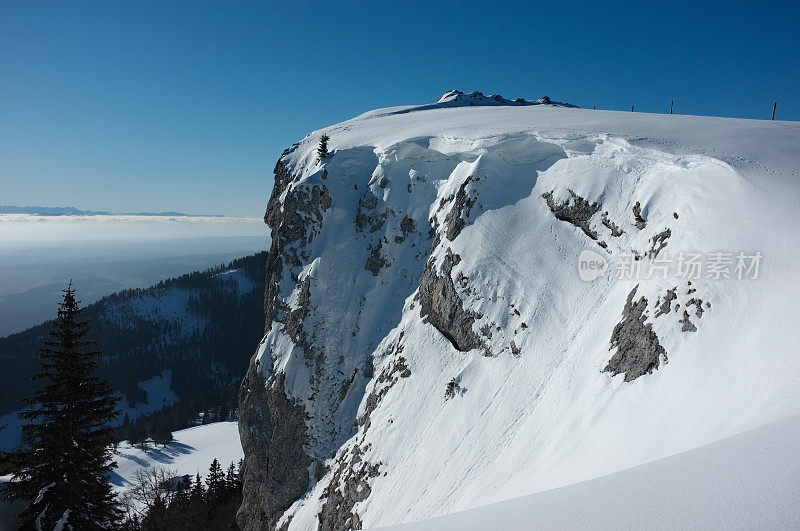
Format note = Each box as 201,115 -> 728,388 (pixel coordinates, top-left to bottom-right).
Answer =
263,160 -> 332,329
654,288 -> 677,317
601,212 -> 624,237
358,340 -> 410,432
239,157 -> 331,529
355,192 -> 386,234
318,444 -> 381,531
686,297 -> 705,318
604,286 -> 668,381
418,250 -> 484,352
648,228 -> 671,258
444,176 -> 477,241
240,142 -> 436,529
632,201 -> 647,229
238,368 -> 313,530
542,190 -> 605,247
394,216 -> 416,244
680,310 -> 698,332
365,242 -> 389,276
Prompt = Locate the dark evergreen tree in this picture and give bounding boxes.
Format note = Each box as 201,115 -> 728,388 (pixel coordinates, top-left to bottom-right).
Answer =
151,425 -> 173,447
4,283 -> 121,529
205,458 -> 225,503
317,134 -> 330,158
225,462 -> 237,492
191,473 -> 204,504
122,458 -> 243,529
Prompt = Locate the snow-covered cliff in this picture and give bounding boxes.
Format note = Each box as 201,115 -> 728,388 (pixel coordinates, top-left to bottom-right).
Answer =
238,92 -> 800,529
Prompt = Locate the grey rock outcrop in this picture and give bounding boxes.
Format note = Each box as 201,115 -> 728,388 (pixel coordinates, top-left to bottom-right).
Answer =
238,369 -> 313,530
263,160 -> 332,330
239,158 -> 331,530
355,192 -> 386,234
542,190 -> 605,247
444,176 -> 477,241
239,144 -> 434,529
418,250 -> 484,352
601,212 -> 624,237
358,340 -> 410,432
632,202 -> 647,229
365,242 -> 389,276
648,228 -> 671,258
318,444 -> 381,531
654,288 -> 677,317
680,310 -> 698,332
604,286 -> 668,381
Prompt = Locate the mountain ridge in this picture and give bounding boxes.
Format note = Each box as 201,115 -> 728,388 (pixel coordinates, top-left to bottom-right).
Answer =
237,95 -> 800,529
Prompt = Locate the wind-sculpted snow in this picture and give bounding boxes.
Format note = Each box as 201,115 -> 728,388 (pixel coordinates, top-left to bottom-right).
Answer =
393,413 -> 800,530
239,96 -> 800,529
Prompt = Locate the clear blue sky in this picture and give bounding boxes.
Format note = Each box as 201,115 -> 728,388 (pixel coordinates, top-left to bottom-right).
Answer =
2,1 -> 798,217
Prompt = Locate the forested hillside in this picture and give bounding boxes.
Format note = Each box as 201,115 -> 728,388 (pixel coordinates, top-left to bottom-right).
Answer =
0,252 -> 266,447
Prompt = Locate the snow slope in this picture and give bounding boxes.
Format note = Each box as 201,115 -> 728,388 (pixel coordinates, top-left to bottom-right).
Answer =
392,412 -> 800,530
238,92 -> 800,529
112,421 -> 243,492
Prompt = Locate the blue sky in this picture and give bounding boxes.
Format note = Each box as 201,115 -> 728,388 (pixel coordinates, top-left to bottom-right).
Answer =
2,1 -> 798,217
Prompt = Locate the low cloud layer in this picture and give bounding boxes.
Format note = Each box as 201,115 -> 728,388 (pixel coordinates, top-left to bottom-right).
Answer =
0,214 -> 265,242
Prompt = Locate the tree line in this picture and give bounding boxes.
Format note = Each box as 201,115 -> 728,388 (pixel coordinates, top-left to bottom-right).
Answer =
121,458 -> 243,530
1,252 -> 266,447
1,273 -> 256,528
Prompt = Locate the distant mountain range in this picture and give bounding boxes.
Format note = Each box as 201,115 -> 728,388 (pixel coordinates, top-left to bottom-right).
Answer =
0,206 -> 223,217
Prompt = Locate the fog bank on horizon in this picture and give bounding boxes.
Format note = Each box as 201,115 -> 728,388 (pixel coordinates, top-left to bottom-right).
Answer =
0,216 -> 270,336
0,214 -> 265,242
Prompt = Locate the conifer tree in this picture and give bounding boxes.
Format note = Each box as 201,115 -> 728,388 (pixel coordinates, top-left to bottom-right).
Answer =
190,472 -> 205,510
4,283 -> 121,529
317,134 -> 330,159
205,458 -> 225,502
225,462 -> 237,492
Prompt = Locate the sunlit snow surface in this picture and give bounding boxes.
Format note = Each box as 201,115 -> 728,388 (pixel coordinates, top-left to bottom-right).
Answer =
392,413 -> 800,530
256,102 -> 799,528
112,421 -> 243,491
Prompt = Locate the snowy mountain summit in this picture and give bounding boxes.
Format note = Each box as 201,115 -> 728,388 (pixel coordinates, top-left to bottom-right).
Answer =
237,93 -> 800,529
436,89 -> 576,108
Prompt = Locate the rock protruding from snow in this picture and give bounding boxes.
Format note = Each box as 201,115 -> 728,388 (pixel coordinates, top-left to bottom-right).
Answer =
436,90 -> 577,108
604,286 -> 667,381
542,189 -> 605,248
418,250 -> 484,353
